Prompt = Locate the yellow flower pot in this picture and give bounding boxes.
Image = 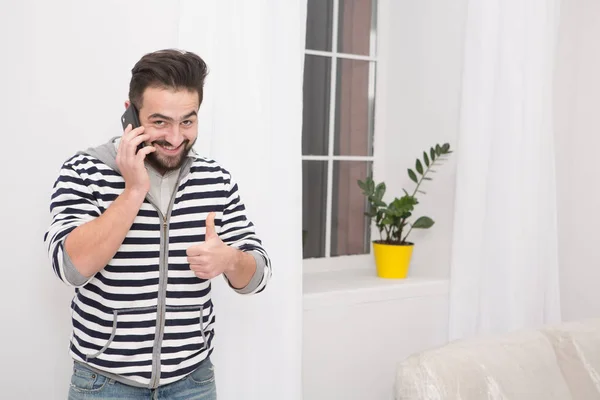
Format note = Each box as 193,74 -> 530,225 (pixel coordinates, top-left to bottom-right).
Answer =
372,242 -> 414,279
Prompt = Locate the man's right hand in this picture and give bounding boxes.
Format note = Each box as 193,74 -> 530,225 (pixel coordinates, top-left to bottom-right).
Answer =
65,125 -> 156,278
116,124 -> 156,196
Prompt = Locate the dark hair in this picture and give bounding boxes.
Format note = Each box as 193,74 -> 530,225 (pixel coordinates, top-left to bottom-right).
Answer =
128,49 -> 209,109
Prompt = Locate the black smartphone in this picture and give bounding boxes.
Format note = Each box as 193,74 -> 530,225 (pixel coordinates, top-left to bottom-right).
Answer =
121,104 -> 145,153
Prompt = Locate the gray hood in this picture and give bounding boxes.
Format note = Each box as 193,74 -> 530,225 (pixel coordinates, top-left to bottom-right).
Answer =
79,136 -> 121,173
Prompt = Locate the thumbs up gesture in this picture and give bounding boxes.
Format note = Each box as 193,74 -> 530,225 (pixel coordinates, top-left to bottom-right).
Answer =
186,212 -> 237,280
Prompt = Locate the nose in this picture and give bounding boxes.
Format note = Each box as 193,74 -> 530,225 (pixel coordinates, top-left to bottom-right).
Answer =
163,125 -> 185,148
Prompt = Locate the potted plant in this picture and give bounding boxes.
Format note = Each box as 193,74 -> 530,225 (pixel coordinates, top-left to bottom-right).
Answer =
358,143 -> 452,279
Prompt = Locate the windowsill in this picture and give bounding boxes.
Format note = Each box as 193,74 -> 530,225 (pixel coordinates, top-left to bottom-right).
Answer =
303,267 -> 449,310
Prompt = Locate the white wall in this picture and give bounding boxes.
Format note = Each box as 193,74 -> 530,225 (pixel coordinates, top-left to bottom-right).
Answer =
375,0 -> 468,278
1,2 -> 180,398
1,1 -> 302,399
554,0 -> 600,321
302,274 -> 449,400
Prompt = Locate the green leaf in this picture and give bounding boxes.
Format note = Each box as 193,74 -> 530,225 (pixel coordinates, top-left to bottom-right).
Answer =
357,179 -> 367,192
385,196 -> 418,219
388,196 -> 418,217
435,144 -> 442,156
382,215 -> 395,226
408,169 -> 418,183
430,147 -> 436,161
368,178 -> 375,193
416,159 -> 424,175
375,182 -> 386,200
423,177 -> 433,181
442,143 -> 450,153
373,199 -> 386,207
412,216 -> 435,229
424,152 -> 430,167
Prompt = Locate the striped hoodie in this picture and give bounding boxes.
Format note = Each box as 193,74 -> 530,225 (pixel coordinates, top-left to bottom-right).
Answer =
44,137 -> 271,388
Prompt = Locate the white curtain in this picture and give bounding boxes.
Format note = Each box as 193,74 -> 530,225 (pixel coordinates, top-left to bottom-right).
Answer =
448,0 -> 562,340
178,1 -> 307,399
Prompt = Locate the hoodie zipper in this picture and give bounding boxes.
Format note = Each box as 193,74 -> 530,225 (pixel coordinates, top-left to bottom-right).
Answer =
147,207 -> 169,389
150,216 -> 168,388
148,159 -> 193,389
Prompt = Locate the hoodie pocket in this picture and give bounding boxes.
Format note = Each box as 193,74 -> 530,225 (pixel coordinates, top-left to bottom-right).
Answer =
85,306 -> 157,361
163,304 -> 212,352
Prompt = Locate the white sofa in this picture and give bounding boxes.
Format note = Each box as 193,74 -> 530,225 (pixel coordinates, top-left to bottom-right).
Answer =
395,318 -> 600,399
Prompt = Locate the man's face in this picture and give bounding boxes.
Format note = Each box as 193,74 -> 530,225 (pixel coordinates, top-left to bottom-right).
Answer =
135,87 -> 200,173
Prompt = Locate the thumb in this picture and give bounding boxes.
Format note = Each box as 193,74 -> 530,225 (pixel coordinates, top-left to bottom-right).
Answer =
205,212 -> 218,240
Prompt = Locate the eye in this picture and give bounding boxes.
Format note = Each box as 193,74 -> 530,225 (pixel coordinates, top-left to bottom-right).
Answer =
154,120 -> 165,127
182,120 -> 194,127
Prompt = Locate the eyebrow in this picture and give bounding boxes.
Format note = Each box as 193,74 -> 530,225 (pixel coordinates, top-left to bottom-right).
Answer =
148,110 -> 198,121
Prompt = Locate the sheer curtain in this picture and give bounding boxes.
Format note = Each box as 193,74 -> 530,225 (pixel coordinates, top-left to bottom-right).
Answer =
178,1 -> 307,399
448,0 -> 562,340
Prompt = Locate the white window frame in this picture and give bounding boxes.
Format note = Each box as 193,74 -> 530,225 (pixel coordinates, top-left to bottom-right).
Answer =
302,0 -> 389,273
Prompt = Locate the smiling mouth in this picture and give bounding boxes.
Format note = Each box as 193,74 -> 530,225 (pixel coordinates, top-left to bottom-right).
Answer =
154,142 -> 184,154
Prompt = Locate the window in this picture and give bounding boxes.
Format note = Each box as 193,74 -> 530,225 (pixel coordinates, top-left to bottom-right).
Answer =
302,0 -> 378,261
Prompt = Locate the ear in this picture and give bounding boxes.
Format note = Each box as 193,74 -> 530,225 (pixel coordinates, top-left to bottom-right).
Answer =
124,100 -> 131,109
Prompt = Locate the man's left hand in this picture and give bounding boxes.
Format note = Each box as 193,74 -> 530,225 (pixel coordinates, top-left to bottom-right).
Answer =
187,212 -> 237,280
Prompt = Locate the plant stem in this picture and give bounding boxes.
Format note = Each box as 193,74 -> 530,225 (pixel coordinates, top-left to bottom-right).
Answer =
404,160 -> 439,243
411,160 -> 438,197
382,225 -> 390,243
397,218 -> 405,244
402,224 -> 414,243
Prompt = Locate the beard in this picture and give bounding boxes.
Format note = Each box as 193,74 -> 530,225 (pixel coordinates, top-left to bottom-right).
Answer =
146,138 -> 196,173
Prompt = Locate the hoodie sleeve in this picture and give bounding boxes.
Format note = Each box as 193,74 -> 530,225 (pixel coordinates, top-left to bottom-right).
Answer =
218,171 -> 272,295
43,157 -> 101,287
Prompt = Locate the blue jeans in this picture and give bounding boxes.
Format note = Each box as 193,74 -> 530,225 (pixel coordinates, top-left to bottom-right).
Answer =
67,358 -> 216,400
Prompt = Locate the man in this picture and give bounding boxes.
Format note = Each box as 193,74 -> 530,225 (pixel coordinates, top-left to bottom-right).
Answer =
44,49 -> 271,399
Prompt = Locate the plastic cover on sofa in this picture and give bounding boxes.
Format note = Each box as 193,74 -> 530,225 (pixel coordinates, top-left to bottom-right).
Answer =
395,318 -> 600,399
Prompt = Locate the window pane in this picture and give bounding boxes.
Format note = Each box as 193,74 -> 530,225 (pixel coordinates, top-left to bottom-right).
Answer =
334,59 -> 374,156
331,161 -> 371,256
338,0 -> 376,56
303,161 -> 328,258
306,0 -> 333,52
303,55 -> 332,156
